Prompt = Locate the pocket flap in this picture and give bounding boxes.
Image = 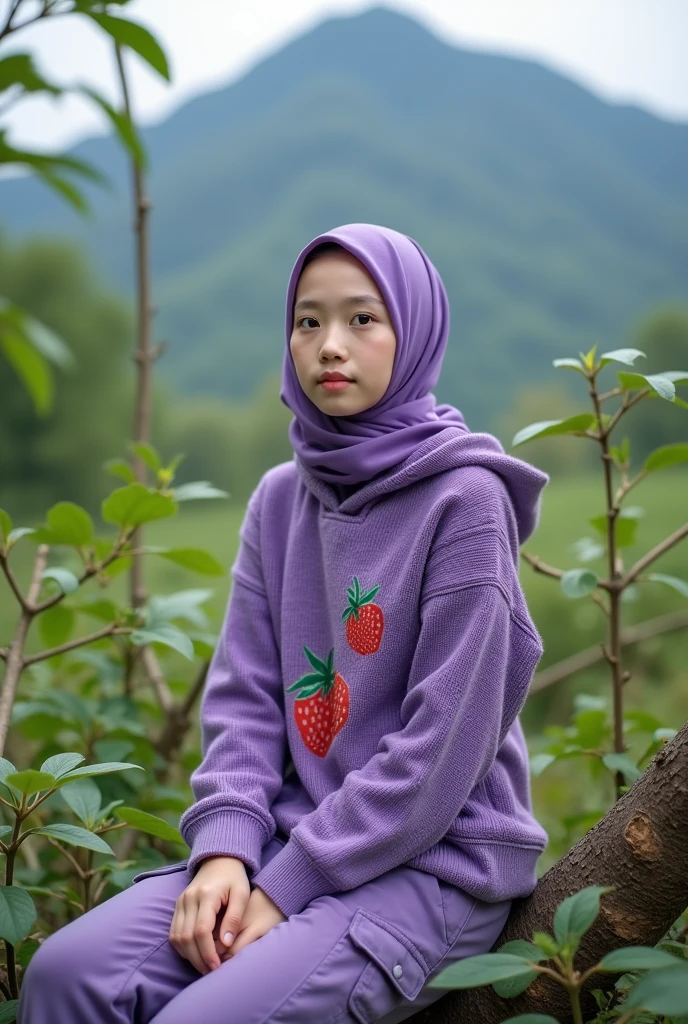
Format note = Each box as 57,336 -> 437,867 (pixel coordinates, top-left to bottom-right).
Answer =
132,860 -> 188,883
349,907 -> 429,1001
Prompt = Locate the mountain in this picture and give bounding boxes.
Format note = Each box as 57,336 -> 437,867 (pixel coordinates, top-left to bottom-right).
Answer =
2,6 -> 687,429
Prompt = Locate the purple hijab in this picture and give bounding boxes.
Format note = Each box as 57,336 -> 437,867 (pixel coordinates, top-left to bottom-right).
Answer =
280,223 -> 468,486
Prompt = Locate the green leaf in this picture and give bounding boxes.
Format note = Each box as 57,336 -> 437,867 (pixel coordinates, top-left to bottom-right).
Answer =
644,443 -> 688,472
0,759 -> 18,781
7,527 -> 36,548
58,778 -> 102,826
0,1001 -> 18,1023
500,1017 -> 561,1024
151,548 -> 225,576
147,590 -> 213,629
28,823 -> 114,856
560,568 -> 598,598
645,573 -> 688,598
589,514 -> 637,548
497,939 -> 548,962
600,348 -> 646,368
40,753 -> 86,779
129,441 -> 161,472
512,414 -> 596,448
0,886 -> 36,945
4,770 -> 57,796
0,53 -> 61,95
104,458 -> 137,483
86,13 -> 170,79
618,371 -> 676,401
491,939 -> 546,997
41,567 -> 80,595
602,752 -> 643,782
53,762 -> 143,786
492,970 -> 539,998
172,481 -> 229,502
552,358 -> 586,374
599,945 -> 685,971
130,624 -> 194,661
39,604 -> 75,649
80,86 -> 146,169
426,953 -> 536,989
45,501 -> 94,546
0,509 -> 11,545
530,753 -> 556,776
1,328 -> 53,414
553,885 -> 614,948
114,806 -> 184,844
624,964 -> 688,1015
302,645 -> 329,673
102,484 -> 176,527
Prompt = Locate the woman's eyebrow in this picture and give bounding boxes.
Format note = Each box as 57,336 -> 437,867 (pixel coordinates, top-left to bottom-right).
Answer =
294,294 -> 385,311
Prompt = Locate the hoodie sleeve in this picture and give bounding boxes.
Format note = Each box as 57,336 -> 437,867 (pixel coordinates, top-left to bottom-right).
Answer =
250,474 -> 544,917
178,477 -> 287,876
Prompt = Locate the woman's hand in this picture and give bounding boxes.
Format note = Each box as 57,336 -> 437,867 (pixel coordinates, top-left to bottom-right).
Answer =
220,885 -> 287,960
169,856 -> 251,975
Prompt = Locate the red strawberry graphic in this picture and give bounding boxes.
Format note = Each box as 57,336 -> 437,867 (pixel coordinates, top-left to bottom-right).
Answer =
342,576 -> 384,654
287,646 -> 349,757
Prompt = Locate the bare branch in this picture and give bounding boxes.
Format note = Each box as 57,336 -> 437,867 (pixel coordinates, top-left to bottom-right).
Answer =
522,551 -> 565,581
622,521 -> 688,587
141,645 -> 174,713
22,623 -> 132,666
0,555 -> 30,613
0,543 -> 49,755
530,608 -> 688,693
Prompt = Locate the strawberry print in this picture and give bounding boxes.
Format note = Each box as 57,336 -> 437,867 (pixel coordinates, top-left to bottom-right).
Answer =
287,646 -> 350,757
342,576 -> 384,655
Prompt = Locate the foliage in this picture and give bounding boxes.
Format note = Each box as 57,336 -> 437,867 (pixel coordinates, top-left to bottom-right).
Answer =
429,883 -> 688,1023
0,444 -> 230,1003
0,0 -> 169,414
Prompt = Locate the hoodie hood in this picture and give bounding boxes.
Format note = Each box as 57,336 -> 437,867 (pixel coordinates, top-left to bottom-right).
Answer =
295,427 -> 549,545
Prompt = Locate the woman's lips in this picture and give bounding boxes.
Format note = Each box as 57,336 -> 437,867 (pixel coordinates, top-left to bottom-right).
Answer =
320,380 -> 352,391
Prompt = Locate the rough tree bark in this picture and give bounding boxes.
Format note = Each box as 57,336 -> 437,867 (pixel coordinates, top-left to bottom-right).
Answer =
409,716 -> 688,1024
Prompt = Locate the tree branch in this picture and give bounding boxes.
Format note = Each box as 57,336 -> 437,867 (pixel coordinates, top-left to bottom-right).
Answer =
0,555 -> 30,613
0,544 -> 49,755
22,624 -> 132,666
530,608 -> 688,693
622,522 -> 688,587
522,552 -> 564,581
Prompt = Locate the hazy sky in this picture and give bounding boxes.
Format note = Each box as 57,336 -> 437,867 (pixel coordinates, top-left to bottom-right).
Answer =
3,0 -> 688,152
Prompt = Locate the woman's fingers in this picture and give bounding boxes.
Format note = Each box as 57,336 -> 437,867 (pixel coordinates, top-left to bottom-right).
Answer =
227,924 -> 256,957
218,885 -> 250,950
192,895 -> 223,972
170,889 -> 217,975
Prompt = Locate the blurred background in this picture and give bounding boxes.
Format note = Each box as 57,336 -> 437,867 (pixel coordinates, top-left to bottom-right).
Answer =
1,0 -> 687,866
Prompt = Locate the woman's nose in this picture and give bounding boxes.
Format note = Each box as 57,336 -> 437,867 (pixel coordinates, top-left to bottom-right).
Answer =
318,326 -> 348,358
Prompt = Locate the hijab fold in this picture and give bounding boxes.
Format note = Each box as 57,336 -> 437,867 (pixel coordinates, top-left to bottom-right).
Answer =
280,223 -> 468,485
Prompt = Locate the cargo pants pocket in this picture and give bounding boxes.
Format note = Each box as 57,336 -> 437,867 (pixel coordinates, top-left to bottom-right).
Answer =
132,860 -> 189,883
347,907 -> 431,1024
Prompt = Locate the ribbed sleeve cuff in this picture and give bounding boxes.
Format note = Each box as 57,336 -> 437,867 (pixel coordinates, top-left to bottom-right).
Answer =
181,810 -> 267,876
250,838 -> 334,918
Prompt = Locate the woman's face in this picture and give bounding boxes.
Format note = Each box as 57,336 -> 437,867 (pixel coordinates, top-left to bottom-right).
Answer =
289,249 -> 397,416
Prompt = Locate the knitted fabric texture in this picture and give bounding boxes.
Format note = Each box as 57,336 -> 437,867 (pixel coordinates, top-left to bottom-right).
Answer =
178,430 -> 550,918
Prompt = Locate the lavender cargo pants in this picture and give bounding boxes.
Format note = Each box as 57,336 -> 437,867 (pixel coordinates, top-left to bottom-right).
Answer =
18,834 -> 512,1024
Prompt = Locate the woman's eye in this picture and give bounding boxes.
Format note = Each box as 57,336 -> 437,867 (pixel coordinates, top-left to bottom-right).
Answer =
352,314 -> 373,326
298,317 -> 319,329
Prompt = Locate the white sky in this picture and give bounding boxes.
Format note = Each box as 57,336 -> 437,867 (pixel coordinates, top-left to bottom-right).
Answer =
2,0 -> 688,153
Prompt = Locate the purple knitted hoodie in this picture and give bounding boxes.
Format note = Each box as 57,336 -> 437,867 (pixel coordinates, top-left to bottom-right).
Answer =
178,430 -> 550,917
178,224 -> 549,918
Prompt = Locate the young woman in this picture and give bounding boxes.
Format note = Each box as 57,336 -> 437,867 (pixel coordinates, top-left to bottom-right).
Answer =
18,223 -> 549,1024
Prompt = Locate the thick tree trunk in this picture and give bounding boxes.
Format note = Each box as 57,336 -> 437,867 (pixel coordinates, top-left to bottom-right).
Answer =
410,717 -> 688,1024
